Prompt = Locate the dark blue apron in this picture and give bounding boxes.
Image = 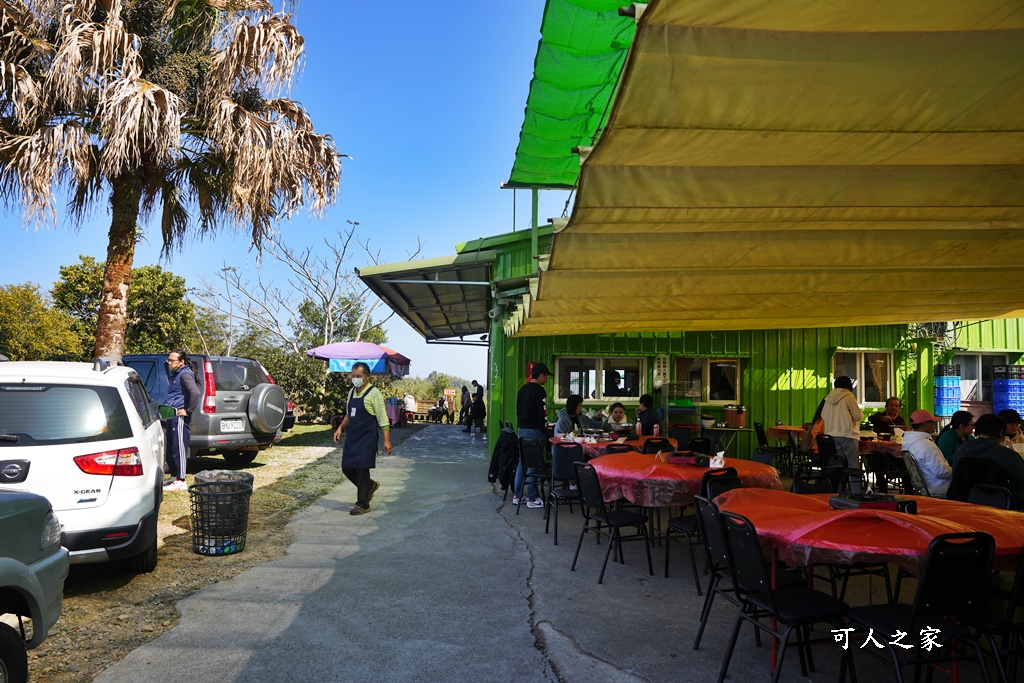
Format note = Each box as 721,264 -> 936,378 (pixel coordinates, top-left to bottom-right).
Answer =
343,387 -> 378,469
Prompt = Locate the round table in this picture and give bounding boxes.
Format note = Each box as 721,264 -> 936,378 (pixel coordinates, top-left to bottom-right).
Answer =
765,425 -> 806,442
589,453 -> 782,508
549,434 -> 677,460
716,488 -> 1024,574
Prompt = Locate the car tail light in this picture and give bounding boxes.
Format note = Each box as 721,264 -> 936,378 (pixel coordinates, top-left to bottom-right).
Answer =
259,363 -> 275,384
74,447 -> 143,476
203,359 -> 217,413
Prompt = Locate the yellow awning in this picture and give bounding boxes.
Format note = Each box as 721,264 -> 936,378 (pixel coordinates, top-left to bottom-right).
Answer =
508,0 -> 1024,337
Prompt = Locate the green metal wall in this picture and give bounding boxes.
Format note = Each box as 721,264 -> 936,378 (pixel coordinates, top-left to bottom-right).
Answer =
486,320 -> 1024,454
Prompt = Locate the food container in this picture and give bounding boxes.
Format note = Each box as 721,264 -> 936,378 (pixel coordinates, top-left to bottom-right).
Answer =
724,405 -> 746,428
700,416 -> 715,429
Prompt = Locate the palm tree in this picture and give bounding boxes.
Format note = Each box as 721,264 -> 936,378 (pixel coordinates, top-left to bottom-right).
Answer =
0,0 -> 342,356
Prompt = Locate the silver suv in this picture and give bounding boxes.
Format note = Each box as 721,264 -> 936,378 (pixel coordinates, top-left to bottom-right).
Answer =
123,354 -> 289,465
0,490 -> 68,682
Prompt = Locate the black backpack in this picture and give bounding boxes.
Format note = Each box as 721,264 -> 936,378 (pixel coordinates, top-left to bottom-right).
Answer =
487,422 -> 520,489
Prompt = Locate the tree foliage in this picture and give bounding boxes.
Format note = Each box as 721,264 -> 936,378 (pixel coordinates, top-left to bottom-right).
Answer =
51,255 -> 197,358
0,0 -> 342,357
0,283 -> 79,360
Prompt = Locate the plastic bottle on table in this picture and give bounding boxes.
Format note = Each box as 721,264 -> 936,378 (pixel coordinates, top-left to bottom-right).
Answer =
636,422 -> 642,437
653,423 -> 660,437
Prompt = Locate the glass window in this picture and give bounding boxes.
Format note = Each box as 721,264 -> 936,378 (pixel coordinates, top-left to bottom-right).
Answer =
833,351 -> 893,407
673,357 -> 741,403
554,357 -> 644,402
0,384 -> 133,446
127,375 -> 156,427
952,353 -> 1007,401
709,360 -> 740,402
211,360 -> 267,392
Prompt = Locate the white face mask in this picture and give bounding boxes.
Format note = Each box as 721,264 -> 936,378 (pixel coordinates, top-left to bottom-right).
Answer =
352,377 -> 364,388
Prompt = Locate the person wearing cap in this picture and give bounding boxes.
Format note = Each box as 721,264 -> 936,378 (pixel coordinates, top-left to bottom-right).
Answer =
901,409 -> 952,497
513,362 -> 551,508
998,409 -> 1024,448
821,376 -> 864,491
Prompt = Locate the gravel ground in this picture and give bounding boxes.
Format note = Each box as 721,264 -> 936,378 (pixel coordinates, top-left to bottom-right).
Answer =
27,422 -> 427,683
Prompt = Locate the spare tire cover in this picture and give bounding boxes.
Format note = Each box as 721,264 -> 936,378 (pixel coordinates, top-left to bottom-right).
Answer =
248,383 -> 287,433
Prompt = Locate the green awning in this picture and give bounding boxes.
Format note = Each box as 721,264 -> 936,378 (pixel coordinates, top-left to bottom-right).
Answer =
504,0 -> 636,189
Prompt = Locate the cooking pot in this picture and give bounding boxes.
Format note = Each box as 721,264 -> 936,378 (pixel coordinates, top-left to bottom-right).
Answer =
724,404 -> 746,428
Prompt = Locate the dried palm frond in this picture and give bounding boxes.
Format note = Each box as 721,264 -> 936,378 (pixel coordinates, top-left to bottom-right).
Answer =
48,16 -> 141,107
264,97 -> 310,130
211,13 -> 302,95
0,3 -> 50,61
0,121 -> 94,221
98,77 -> 182,177
0,59 -> 39,123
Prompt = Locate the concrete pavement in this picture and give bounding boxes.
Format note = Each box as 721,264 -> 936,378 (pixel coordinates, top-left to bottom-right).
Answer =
98,424 -> 913,683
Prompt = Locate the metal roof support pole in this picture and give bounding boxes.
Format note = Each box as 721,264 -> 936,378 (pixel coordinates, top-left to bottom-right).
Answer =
531,188 -> 539,273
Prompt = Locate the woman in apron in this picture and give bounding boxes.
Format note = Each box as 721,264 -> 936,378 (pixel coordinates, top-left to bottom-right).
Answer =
332,362 -> 393,514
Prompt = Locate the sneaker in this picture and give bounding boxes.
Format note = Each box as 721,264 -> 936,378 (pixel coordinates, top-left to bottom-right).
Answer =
368,480 -> 380,503
527,498 -> 545,509
350,505 -> 371,515
165,479 -> 187,491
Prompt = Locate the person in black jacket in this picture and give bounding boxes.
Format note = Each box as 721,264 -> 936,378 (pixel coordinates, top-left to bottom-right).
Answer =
469,394 -> 487,433
163,349 -> 200,491
636,393 -> 660,436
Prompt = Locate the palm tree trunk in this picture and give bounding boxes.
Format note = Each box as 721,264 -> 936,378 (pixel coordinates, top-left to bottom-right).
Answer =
93,174 -> 143,358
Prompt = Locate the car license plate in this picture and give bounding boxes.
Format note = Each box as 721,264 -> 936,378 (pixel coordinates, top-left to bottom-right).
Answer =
220,419 -> 245,433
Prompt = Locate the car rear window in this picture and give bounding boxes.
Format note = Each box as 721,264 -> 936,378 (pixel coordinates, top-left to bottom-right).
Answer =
211,360 -> 267,392
0,384 -> 133,446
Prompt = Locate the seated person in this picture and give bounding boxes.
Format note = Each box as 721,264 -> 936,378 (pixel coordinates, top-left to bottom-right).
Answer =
955,413 -> 1024,509
999,409 -> 1024,448
867,396 -> 906,434
403,392 -> 417,421
635,394 -> 660,436
602,402 -> 630,431
935,410 -> 974,463
901,409 -> 952,497
554,394 -> 604,436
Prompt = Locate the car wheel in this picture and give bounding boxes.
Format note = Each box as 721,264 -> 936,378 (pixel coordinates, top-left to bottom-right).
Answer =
0,623 -> 28,683
222,451 -> 258,465
127,536 -> 158,574
248,383 -> 287,433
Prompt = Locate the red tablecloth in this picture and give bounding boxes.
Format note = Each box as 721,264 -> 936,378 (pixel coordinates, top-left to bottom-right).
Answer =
549,435 -> 677,460
859,439 -> 904,457
765,425 -> 805,441
589,453 -> 782,508
716,488 -> 1024,574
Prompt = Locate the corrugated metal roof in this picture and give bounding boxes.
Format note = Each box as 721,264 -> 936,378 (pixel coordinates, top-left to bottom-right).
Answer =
504,0 -> 635,189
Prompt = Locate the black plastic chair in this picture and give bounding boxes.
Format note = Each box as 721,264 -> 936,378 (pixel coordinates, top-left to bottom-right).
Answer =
545,443 -> 582,544
689,436 -> 712,455
817,434 -> 864,492
692,496 -> 806,651
840,532 -> 996,683
664,467 -> 739,590
900,450 -> 938,497
948,456 -> 1012,502
515,438 -> 549,515
706,476 -> 743,500
751,448 -> 773,466
754,422 -> 792,474
791,476 -> 834,494
642,437 -> 673,455
718,510 -> 850,683
603,443 -> 635,454
670,427 -> 692,450
968,483 -> 1012,509
982,546 -> 1024,683
570,461 -> 654,584
787,430 -> 810,479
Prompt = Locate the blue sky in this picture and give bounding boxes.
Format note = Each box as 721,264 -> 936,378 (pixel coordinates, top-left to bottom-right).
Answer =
1,1 -> 572,382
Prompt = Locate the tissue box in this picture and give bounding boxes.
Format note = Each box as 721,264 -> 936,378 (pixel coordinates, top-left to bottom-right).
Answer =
668,454 -> 710,467
829,494 -> 917,514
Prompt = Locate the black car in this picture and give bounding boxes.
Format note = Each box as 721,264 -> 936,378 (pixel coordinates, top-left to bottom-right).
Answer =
123,354 -> 294,464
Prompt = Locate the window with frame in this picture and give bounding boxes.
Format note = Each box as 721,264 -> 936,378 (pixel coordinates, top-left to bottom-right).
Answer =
554,357 -> 644,402
950,353 -> 1008,401
833,351 -> 893,407
674,357 -> 741,403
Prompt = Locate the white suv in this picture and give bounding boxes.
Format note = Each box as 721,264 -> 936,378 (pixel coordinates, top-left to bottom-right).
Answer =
0,361 -> 165,573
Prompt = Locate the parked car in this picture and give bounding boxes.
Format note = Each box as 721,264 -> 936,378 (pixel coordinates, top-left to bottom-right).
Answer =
0,361 -> 164,573
123,354 -> 290,465
0,490 -> 68,683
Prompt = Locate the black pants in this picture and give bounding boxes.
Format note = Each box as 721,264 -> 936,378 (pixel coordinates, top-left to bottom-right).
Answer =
342,467 -> 374,508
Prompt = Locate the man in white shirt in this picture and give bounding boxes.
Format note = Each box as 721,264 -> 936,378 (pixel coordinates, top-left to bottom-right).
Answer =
901,409 -> 952,497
